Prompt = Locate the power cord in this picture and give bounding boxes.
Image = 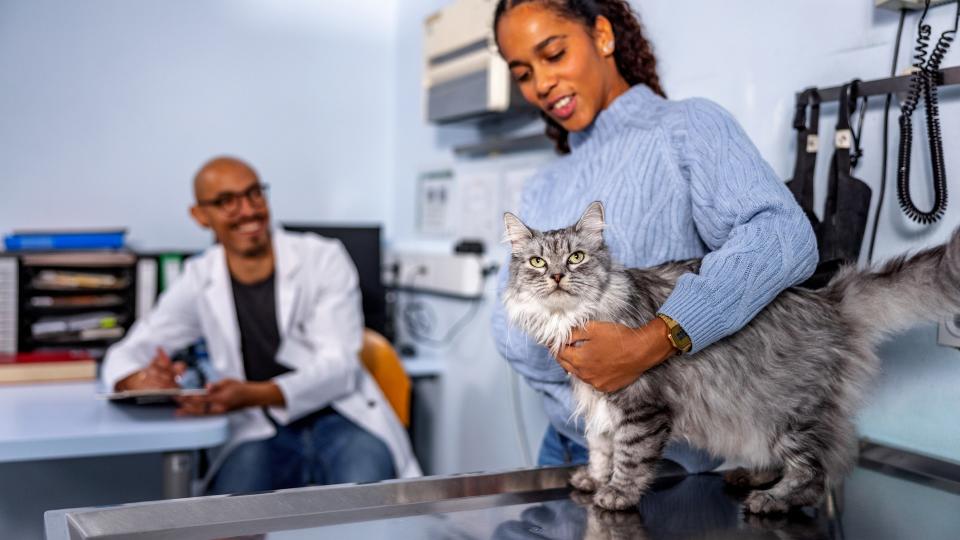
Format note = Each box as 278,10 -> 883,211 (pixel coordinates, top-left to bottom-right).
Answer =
398,262 -> 498,348
868,8 -> 908,262
402,295 -> 484,346
508,366 -> 534,467
895,0 -> 954,225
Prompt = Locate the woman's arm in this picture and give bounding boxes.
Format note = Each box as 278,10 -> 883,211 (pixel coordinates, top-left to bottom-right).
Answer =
559,99 -> 817,391
656,98 -> 818,353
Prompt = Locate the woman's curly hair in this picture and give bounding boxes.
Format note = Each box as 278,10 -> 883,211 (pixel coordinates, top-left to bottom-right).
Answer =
493,0 -> 665,154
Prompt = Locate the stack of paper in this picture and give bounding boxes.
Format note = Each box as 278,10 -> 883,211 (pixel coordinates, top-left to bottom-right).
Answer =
32,271 -> 126,290
31,312 -> 124,342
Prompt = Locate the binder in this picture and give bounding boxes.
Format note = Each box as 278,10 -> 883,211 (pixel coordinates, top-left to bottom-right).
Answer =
4,229 -> 126,251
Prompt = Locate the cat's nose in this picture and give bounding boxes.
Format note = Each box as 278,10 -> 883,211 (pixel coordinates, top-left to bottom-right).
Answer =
550,273 -> 565,284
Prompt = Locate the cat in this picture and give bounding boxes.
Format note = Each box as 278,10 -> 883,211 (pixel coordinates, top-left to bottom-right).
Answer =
501,200 -> 960,513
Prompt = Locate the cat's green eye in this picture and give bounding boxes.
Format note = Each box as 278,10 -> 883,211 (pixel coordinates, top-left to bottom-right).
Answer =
529,257 -> 546,269
567,251 -> 585,265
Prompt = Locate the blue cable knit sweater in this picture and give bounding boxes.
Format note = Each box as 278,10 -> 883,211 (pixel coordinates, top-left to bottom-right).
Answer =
491,84 -> 818,471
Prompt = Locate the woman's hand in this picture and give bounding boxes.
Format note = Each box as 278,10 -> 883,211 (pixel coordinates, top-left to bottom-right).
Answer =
557,318 -> 677,393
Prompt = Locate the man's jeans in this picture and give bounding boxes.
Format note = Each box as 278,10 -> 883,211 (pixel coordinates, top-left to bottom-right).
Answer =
208,407 -> 395,495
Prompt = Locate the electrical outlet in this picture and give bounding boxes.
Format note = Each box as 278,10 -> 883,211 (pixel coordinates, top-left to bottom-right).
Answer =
876,0 -> 956,11
937,314 -> 960,348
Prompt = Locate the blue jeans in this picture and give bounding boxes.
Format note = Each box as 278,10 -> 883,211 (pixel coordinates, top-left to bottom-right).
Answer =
207,407 -> 396,495
537,425 -> 590,466
537,425 -> 722,473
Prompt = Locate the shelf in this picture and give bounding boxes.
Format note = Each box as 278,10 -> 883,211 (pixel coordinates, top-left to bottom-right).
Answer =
24,303 -> 127,315
27,283 -> 131,293
453,133 -> 552,157
27,335 -> 124,347
20,252 -> 136,267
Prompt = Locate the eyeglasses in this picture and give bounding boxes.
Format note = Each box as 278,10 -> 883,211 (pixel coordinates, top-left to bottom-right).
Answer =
197,183 -> 269,214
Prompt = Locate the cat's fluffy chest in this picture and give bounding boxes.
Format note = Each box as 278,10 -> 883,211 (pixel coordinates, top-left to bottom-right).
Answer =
506,299 -> 625,435
572,378 -> 620,435
504,293 -> 596,354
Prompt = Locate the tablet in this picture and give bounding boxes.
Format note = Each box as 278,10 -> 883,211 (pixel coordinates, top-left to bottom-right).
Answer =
99,388 -> 208,406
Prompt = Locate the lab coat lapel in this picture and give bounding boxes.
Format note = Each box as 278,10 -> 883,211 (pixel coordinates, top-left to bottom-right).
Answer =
203,247 -> 240,360
274,231 -> 301,335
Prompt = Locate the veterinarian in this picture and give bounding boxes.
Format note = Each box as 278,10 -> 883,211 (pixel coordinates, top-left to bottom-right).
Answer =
490,0 -> 818,471
101,156 -> 420,493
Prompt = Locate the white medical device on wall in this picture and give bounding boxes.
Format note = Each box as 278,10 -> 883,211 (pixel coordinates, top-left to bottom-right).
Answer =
423,0 -> 532,123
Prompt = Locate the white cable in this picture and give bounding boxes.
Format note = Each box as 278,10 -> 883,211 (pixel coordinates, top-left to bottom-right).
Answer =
508,366 -> 533,467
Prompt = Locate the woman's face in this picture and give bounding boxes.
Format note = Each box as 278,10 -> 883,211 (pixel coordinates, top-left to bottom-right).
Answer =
496,3 -> 626,132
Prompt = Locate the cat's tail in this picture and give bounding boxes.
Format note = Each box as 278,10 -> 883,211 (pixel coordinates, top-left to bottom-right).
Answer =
828,227 -> 960,345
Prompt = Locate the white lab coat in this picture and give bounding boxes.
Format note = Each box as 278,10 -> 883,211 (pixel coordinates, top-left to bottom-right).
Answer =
102,230 -> 421,480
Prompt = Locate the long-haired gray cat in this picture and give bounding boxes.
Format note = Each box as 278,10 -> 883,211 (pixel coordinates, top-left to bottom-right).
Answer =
502,201 -> 960,514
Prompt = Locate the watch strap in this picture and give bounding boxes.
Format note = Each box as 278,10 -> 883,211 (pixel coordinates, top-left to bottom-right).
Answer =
657,313 -> 692,354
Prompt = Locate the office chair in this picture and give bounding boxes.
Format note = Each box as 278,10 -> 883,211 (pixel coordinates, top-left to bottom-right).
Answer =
359,329 -> 411,427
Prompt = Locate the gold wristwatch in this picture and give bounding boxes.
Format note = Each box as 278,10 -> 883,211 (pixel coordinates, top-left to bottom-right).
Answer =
657,313 -> 692,354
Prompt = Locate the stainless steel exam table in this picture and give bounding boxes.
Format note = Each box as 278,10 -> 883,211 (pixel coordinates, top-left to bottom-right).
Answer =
45,442 -> 960,540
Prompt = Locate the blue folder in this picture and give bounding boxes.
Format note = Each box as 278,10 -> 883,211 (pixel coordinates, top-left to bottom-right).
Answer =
4,230 -> 126,251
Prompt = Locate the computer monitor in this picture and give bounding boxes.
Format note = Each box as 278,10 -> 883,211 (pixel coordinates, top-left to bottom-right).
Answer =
281,224 -> 389,341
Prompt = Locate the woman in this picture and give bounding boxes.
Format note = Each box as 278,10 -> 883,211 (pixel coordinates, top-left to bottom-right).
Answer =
490,0 -> 817,472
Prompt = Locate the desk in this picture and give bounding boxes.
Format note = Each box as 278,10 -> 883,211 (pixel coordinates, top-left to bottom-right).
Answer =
401,351 -> 445,378
0,381 -> 229,498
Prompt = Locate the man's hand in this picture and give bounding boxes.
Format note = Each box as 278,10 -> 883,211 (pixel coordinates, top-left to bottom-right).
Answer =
556,318 -> 677,393
175,379 -> 286,416
115,348 -> 187,391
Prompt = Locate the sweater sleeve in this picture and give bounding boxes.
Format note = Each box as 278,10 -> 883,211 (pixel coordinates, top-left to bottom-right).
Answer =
657,99 -> 817,353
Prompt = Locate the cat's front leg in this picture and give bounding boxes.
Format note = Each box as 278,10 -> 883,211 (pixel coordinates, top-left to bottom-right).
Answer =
571,430 -> 614,492
594,404 -> 671,511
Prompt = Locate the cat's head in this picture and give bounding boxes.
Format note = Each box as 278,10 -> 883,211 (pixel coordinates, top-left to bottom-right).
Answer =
503,201 -> 613,312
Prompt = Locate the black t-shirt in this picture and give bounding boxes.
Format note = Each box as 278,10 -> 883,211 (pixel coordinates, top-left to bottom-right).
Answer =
231,273 -> 291,382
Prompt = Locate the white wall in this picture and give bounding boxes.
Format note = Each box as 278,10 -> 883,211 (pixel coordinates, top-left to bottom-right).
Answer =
0,0 -> 398,250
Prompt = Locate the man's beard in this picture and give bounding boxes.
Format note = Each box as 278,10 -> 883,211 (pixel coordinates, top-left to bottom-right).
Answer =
237,232 -> 271,258
239,243 -> 270,258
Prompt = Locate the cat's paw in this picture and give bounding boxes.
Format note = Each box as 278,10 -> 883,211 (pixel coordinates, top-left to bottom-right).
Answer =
744,491 -> 790,514
588,506 -> 644,528
569,466 -> 599,492
722,467 -> 755,488
723,468 -> 781,490
569,489 -> 595,506
593,485 -> 640,511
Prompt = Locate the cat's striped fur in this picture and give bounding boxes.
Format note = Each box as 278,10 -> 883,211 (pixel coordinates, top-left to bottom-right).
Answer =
502,201 -> 960,513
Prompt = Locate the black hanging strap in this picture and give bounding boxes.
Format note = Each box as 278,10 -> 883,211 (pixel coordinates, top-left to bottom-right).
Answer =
785,87 -> 821,236
819,81 -> 873,270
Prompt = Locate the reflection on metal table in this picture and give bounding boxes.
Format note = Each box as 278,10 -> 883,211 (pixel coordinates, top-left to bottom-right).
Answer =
45,442 -> 960,539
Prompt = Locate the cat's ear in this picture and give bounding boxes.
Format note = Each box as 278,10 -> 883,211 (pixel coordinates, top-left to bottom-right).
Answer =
503,212 -> 534,253
575,201 -> 605,240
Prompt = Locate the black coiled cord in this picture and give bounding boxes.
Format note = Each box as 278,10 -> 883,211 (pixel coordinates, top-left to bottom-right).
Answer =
896,0 -> 955,224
